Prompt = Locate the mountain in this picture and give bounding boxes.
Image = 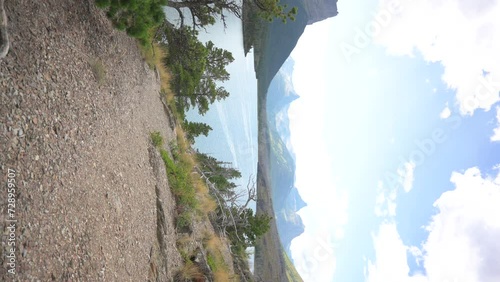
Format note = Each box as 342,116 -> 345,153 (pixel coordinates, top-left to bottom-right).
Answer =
243,0 -> 339,92
266,58 -> 300,115
266,58 -> 306,260
303,0 -> 340,24
249,1 -> 339,281
254,59 -> 307,281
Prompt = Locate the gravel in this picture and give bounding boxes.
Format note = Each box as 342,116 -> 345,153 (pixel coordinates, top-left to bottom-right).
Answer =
0,0 -> 182,280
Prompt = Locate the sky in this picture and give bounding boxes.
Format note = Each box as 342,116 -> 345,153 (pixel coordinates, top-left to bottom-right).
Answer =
185,16 -> 259,191
286,0 -> 500,281
183,1 -> 500,281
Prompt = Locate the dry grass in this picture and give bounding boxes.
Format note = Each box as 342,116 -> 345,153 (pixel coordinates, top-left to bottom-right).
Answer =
140,33 -> 235,281
171,123 -> 216,214
139,37 -> 174,95
204,234 -> 236,282
138,33 -> 174,98
138,41 -> 156,69
204,234 -> 223,252
193,175 -> 208,194
199,193 -> 217,213
175,125 -> 190,152
193,172 -> 217,213
176,234 -> 194,262
90,59 -> 106,85
153,43 -> 174,98
177,233 -> 193,246
214,270 -> 233,281
146,43 -> 215,218
176,261 -> 204,281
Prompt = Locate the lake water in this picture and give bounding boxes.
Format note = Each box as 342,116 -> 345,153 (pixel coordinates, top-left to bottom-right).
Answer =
183,15 -> 259,192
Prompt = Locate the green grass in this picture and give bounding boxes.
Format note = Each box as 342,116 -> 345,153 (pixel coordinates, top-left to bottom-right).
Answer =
207,253 -> 217,271
138,40 -> 156,70
159,148 -> 197,229
284,251 -> 303,282
150,131 -> 164,148
142,33 -> 233,278
95,0 -> 167,45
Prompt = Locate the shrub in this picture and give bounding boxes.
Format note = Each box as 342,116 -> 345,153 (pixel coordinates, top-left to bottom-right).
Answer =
150,131 -> 163,148
95,0 -> 167,44
159,149 -> 198,229
175,261 -> 204,281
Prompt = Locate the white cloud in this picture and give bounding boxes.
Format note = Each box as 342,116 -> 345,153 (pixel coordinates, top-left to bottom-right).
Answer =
366,223 -> 428,282
290,187 -> 348,282
398,161 -> 416,193
289,35 -> 349,281
375,163 -> 416,220
374,0 -> 500,115
375,180 -> 398,218
439,103 -> 451,119
491,106 -> 500,142
423,167 -> 500,282
367,167 -> 500,282
291,230 -> 337,282
215,103 -> 238,167
374,182 -> 388,217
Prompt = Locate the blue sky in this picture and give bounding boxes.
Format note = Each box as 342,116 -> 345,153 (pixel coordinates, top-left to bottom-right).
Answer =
184,1 -> 500,281
287,0 -> 500,281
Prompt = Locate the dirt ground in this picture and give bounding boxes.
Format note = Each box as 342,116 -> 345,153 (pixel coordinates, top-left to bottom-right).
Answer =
0,0 -> 183,280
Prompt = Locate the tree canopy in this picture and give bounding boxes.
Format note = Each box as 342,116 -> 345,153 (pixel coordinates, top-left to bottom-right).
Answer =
95,0 -> 167,44
195,152 -> 271,251
167,0 -> 297,28
97,0 -> 298,115
168,0 -> 241,28
184,121 -> 213,143
253,0 -> 298,23
163,26 -> 234,115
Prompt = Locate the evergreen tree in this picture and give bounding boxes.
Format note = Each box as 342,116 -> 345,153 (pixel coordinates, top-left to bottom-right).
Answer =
163,26 -> 233,115
184,121 -> 213,143
96,0 -> 167,44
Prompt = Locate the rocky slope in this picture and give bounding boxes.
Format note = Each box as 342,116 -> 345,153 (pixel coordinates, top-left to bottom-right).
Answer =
0,1 -> 182,280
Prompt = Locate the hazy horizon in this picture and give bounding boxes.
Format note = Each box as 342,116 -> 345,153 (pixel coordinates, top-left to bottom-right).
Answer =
184,1 -> 500,281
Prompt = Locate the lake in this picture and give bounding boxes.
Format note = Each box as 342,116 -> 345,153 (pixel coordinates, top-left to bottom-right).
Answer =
183,15 -> 259,193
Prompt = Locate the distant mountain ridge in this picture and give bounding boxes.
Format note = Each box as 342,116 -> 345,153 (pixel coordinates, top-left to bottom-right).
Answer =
267,58 -> 306,261
248,1 -> 339,280
243,0 -> 339,92
303,0 -> 340,24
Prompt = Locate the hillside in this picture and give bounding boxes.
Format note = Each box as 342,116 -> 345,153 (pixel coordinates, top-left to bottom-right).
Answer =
243,0 -> 339,91
0,1 -> 237,281
254,73 -> 304,282
254,84 -> 290,282
266,59 -> 307,259
249,0 -> 339,281
0,1 -> 182,279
